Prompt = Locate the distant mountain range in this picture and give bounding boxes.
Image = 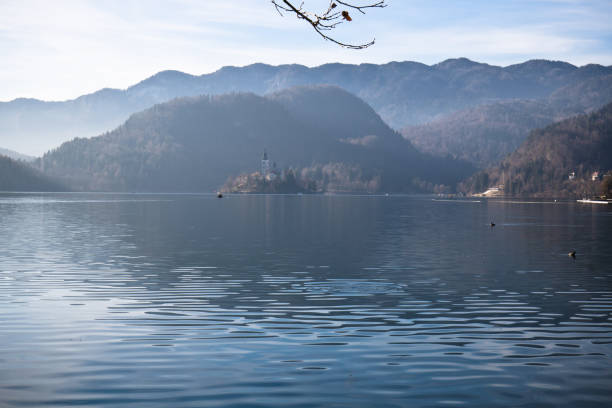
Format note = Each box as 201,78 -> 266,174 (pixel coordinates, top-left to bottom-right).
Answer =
3,58 -> 611,156
38,86 -> 474,193
461,102 -> 612,197
402,73 -> 612,168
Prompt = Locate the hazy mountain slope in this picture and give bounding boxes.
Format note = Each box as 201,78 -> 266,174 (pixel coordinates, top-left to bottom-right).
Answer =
548,74 -> 612,111
0,147 -> 35,162
0,155 -> 66,191
460,103 -> 612,197
2,59 -> 611,155
402,75 -> 612,168
39,86 -> 474,192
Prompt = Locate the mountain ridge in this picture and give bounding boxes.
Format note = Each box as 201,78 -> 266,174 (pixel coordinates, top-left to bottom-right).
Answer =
402,73 -> 612,168
7,58 -> 610,105
3,58 -> 611,156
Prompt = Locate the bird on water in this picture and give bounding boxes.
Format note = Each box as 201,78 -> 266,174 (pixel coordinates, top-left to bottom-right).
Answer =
490,222 -> 495,227
568,250 -> 576,258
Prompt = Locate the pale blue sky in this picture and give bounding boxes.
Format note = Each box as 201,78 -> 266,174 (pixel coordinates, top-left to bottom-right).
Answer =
1,0 -> 611,101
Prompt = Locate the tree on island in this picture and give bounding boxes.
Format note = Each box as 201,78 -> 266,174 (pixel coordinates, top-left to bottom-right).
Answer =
601,173 -> 612,198
271,0 -> 386,49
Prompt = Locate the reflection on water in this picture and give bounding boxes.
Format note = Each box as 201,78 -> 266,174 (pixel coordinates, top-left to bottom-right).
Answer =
1,193 -> 611,407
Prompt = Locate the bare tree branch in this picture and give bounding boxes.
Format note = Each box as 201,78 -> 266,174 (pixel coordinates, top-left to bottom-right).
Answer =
271,0 -> 386,49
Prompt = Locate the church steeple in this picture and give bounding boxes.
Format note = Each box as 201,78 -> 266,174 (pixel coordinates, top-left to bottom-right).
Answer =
261,149 -> 271,177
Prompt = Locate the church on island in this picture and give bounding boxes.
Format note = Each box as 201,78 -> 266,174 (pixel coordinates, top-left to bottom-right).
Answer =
260,150 -> 279,181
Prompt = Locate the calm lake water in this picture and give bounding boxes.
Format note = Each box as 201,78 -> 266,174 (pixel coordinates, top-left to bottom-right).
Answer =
1,193 -> 611,407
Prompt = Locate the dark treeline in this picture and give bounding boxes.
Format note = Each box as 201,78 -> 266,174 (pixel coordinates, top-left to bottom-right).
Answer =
0,155 -> 66,191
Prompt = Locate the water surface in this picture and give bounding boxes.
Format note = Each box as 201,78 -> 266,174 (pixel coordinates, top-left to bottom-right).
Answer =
1,193 -> 611,407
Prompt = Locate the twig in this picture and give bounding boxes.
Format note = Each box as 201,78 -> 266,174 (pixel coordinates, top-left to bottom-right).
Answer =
271,0 -> 386,49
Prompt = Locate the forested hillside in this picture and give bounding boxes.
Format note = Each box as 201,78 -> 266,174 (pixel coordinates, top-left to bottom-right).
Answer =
461,103 -> 612,197
402,74 -> 612,168
39,86 -> 474,193
0,155 -> 65,191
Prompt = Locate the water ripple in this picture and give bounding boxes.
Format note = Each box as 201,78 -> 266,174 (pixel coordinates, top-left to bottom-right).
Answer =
1,193 -> 611,407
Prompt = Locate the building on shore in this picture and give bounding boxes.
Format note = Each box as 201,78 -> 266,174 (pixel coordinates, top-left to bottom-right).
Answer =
473,186 -> 504,197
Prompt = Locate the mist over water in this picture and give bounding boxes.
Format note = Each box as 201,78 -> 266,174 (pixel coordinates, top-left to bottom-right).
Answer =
1,193 -> 611,407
